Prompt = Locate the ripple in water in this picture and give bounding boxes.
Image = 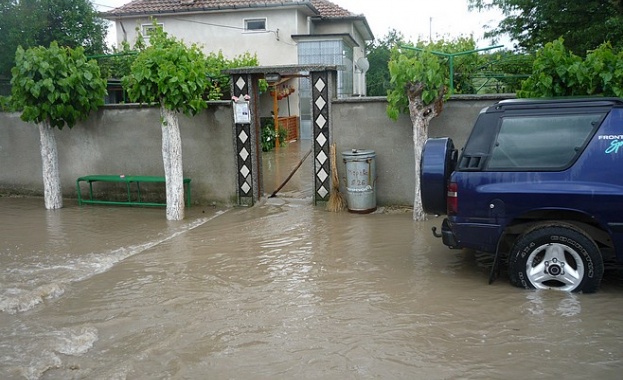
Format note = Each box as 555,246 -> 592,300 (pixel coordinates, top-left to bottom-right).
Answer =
0,210 -> 229,314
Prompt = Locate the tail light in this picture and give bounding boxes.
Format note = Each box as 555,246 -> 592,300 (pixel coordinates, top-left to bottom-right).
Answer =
447,182 -> 458,215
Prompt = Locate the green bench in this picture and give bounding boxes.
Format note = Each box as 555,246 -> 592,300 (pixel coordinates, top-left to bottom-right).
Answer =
76,175 -> 191,207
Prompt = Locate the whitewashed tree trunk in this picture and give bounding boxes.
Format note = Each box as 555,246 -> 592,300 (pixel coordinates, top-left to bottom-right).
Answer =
160,105 -> 185,221
407,82 -> 446,221
411,113 -> 428,221
38,120 -> 63,210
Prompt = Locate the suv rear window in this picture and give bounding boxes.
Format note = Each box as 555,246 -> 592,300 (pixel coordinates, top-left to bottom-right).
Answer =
487,113 -> 605,170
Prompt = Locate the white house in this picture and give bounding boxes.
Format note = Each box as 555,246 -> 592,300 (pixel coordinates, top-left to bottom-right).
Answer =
103,0 -> 374,139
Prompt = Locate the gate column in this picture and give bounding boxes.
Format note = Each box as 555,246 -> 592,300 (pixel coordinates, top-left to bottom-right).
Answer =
311,69 -> 336,205
231,73 -> 259,206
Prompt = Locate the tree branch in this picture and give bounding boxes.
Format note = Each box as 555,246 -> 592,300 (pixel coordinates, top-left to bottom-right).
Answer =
406,81 -> 447,124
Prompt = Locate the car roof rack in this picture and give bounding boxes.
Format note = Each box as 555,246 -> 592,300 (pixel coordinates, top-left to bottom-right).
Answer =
493,97 -> 623,110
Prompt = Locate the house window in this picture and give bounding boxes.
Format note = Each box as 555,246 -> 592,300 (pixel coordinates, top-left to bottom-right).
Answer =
298,40 -> 353,98
141,23 -> 164,38
244,18 -> 266,32
297,39 -> 354,139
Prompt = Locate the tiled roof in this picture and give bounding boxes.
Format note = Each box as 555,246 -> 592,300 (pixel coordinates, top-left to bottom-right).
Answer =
310,0 -> 354,18
104,0 -> 358,19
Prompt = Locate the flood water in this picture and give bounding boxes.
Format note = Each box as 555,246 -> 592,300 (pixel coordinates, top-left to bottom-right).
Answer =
2,145 -> 623,379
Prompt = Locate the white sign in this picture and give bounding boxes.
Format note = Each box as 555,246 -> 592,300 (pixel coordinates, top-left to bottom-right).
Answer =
234,101 -> 250,124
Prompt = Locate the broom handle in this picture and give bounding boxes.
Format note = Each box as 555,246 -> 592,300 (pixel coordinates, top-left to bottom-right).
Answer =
269,148 -> 312,198
330,144 -> 339,184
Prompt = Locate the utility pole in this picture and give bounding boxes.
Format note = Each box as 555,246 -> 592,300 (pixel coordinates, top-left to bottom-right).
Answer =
429,17 -> 432,43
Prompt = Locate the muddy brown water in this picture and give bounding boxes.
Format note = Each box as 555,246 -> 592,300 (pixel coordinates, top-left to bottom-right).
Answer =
2,166 -> 623,379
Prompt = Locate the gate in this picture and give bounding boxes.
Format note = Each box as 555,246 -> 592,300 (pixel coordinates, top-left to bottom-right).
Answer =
227,65 -> 337,207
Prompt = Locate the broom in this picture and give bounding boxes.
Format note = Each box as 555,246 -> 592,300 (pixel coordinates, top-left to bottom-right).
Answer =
327,143 -> 347,212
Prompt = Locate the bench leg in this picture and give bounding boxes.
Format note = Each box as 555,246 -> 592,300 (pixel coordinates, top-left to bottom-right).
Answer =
186,183 -> 191,208
134,182 -> 139,203
76,181 -> 83,206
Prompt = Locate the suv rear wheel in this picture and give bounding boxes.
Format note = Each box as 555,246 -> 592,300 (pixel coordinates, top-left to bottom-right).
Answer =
508,224 -> 604,293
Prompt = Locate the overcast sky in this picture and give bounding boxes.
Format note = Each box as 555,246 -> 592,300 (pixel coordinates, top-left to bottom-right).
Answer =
93,0 -> 509,48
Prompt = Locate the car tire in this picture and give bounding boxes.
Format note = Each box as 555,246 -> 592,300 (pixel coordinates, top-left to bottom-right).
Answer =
508,223 -> 604,293
420,137 -> 457,215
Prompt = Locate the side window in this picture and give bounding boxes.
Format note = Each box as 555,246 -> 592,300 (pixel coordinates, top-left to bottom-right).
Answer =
487,113 -> 604,170
244,18 -> 266,32
141,23 -> 164,38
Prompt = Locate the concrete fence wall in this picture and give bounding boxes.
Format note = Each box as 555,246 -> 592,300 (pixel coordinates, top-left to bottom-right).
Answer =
0,102 -> 239,205
0,95 -> 512,206
332,95 -> 514,206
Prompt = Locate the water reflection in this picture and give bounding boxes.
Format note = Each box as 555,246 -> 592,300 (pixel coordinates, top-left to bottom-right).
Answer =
523,291 -> 582,318
0,197 -> 622,379
262,140 -> 313,198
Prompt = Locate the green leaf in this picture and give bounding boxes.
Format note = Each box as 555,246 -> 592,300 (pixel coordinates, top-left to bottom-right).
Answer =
123,30 -> 208,115
11,42 -> 106,126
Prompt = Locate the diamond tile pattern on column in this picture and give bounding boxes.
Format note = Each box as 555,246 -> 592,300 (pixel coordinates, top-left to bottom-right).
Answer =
314,77 -> 326,92
317,186 -> 328,198
316,150 -> 327,166
315,114 -> 326,129
239,147 -> 249,161
316,132 -> 327,147
312,71 -> 330,203
233,74 -> 253,203
238,130 -> 248,144
317,168 -> 328,183
315,96 -> 326,111
240,165 -> 250,178
236,77 -> 247,91
241,181 -> 251,194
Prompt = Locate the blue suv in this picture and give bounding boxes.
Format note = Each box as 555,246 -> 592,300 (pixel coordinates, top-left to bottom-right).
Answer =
421,98 -> 623,293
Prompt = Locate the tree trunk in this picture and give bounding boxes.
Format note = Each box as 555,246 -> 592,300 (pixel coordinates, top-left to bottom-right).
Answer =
407,82 -> 446,221
38,120 -> 63,210
411,114 -> 428,221
160,105 -> 185,221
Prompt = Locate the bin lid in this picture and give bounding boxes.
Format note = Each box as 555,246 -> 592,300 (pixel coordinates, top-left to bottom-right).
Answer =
342,149 -> 375,158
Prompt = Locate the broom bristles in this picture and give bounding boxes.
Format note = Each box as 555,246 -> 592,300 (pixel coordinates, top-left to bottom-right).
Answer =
327,143 -> 347,212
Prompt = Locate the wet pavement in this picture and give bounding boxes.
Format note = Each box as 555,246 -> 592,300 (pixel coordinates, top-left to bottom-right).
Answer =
1,141 -> 623,379
261,140 -> 314,199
